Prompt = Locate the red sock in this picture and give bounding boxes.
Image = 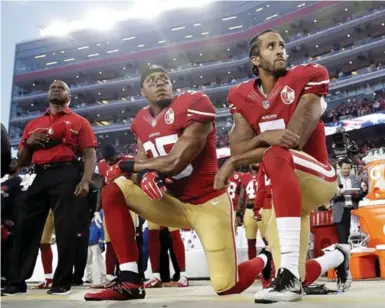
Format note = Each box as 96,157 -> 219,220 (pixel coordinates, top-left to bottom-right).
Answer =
148,230 -> 161,273
106,242 -> 118,276
169,230 -> 186,272
263,146 -> 301,217
40,243 -> 53,276
247,239 -> 257,260
102,183 -> 138,264
302,260 -> 322,287
218,256 -> 265,295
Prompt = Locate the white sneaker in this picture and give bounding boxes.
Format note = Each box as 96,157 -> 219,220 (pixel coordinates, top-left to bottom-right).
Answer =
144,277 -> 162,288
254,268 -> 303,304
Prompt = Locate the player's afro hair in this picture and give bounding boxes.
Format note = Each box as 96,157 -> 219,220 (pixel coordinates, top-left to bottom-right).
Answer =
101,143 -> 118,160
249,29 -> 278,76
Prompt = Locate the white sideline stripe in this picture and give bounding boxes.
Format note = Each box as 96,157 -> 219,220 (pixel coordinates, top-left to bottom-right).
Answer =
187,109 -> 216,117
292,155 -> 336,178
306,80 -> 329,85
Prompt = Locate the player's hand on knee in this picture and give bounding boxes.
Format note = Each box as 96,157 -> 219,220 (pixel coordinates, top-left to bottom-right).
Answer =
260,129 -> 300,149
137,169 -> 167,200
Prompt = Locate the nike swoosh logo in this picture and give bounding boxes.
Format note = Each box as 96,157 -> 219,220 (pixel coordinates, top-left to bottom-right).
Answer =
212,201 -> 221,205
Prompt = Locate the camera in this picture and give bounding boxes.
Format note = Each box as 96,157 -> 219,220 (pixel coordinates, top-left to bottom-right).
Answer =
331,127 -> 359,160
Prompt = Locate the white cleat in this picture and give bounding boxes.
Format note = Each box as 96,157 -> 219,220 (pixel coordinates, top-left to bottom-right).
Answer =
323,244 -> 352,291
254,268 -> 303,304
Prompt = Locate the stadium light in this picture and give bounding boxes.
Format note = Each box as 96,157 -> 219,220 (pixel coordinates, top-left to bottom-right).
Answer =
40,0 -> 213,37
85,10 -> 117,31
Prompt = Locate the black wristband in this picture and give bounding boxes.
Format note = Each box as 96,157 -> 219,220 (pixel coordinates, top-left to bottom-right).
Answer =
236,211 -> 243,218
136,169 -> 151,183
119,160 -> 135,173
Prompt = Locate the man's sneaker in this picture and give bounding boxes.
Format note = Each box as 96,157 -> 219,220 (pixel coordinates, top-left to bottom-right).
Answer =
84,271 -> 145,301
2,283 -> 27,296
254,268 -> 303,304
31,279 -> 53,289
47,286 -> 71,295
144,276 -> 162,288
259,249 -> 275,289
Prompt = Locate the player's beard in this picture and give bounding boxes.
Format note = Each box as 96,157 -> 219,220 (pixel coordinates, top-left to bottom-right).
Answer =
260,57 -> 287,78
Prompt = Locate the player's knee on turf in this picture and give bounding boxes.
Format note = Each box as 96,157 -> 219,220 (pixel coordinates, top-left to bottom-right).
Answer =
213,275 -> 236,294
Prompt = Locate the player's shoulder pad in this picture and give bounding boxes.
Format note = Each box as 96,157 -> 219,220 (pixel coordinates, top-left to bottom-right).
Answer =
176,91 -> 215,113
228,79 -> 254,100
292,63 -> 328,77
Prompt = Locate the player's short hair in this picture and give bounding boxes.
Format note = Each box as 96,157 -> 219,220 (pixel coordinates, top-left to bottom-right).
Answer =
101,143 -> 117,159
140,65 -> 168,87
249,29 -> 278,76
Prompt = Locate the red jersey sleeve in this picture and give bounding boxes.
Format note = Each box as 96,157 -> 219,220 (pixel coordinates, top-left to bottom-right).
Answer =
79,118 -> 98,151
302,64 -> 329,96
182,92 -> 216,127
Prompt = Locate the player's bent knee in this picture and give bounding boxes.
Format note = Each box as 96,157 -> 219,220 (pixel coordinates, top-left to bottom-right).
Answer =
212,276 -> 236,295
263,145 -> 292,172
102,183 -> 125,212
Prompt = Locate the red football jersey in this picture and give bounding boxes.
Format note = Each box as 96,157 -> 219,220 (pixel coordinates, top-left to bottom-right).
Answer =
241,172 -> 258,202
131,92 -> 224,204
227,172 -> 243,210
228,63 -> 330,164
98,155 -> 134,184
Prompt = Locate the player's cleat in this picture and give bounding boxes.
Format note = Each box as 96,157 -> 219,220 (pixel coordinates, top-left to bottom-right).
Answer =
254,268 -> 303,304
163,275 -> 189,288
90,278 -> 117,289
144,277 -> 162,288
176,275 -> 189,288
84,271 -> 145,301
31,279 -> 53,289
259,249 -> 274,289
326,244 -> 352,291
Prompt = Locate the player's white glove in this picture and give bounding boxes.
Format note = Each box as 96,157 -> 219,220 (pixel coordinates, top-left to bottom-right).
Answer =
93,211 -> 103,228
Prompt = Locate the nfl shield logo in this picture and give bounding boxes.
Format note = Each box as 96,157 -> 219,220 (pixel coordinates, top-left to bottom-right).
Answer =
263,100 -> 270,109
165,108 -> 175,125
281,85 -> 295,105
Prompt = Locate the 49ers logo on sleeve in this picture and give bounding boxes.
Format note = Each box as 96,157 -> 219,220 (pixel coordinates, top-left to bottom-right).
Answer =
281,85 -> 295,105
165,108 -> 175,125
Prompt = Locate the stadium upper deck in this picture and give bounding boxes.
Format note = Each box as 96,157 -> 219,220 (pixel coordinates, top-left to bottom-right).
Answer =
8,1 -> 385,148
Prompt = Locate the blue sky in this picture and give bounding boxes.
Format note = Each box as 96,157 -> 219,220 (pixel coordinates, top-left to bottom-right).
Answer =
1,0 -> 131,128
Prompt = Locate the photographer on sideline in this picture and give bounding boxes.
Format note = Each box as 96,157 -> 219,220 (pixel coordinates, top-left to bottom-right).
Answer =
332,159 -> 367,244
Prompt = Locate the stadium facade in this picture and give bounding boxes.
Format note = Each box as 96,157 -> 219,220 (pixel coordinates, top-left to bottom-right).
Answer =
8,1 -> 385,157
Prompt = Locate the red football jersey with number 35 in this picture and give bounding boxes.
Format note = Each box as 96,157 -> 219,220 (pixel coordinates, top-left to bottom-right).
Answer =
131,92 -> 225,204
